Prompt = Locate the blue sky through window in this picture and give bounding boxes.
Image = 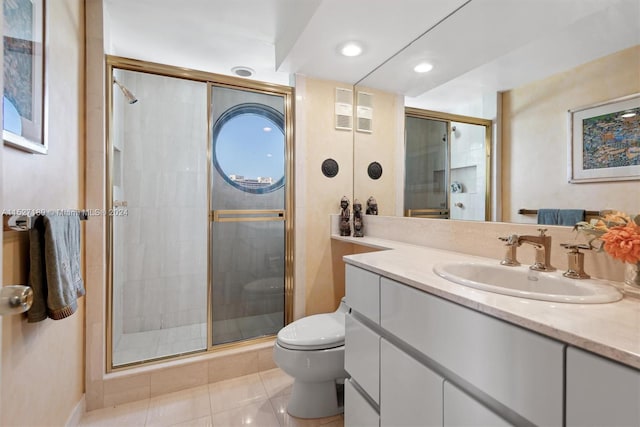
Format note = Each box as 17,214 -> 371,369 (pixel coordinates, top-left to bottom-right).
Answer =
215,113 -> 284,181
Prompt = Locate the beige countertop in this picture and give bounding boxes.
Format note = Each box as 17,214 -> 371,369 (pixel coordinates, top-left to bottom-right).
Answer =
334,234 -> 640,370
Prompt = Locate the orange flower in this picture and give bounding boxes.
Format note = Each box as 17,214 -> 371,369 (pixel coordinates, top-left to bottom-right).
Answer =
600,223 -> 640,264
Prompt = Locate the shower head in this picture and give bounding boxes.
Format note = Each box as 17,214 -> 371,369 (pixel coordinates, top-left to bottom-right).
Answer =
113,78 -> 138,104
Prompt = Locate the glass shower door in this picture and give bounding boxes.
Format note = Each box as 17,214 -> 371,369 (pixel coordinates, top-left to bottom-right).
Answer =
110,68 -> 209,367
209,85 -> 287,345
404,116 -> 450,218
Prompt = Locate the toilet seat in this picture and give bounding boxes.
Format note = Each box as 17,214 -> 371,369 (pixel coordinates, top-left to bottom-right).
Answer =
277,312 -> 345,351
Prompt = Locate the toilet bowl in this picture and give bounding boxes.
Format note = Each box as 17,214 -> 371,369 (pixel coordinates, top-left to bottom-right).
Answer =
273,298 -> 349,419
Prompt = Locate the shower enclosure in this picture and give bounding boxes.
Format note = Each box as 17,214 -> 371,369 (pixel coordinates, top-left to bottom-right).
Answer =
404,109 -> 492,221
107,57 -> 293,369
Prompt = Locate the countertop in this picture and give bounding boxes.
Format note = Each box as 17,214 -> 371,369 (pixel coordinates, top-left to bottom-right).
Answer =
334,234 -> 640,370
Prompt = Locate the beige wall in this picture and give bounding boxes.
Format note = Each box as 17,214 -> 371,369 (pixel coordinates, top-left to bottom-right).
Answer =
502,46 -> 640,222
353,86 -> 402,216
296,79 -> 402,316
1,0 -> 85,425
296,76 -> 357,315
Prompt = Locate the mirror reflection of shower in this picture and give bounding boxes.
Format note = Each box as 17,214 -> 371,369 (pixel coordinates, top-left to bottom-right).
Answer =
113,78 -> 138,104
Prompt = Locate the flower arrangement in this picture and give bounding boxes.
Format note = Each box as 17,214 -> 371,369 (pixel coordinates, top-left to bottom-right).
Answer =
575,211 -> 640,264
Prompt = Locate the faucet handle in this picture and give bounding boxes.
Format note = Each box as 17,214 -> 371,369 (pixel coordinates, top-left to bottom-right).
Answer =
537,228 -> 548,236
498,234 -> 519,245
560,243 -> 591,279
499,234 -> 521,266
560,243 -> 591,251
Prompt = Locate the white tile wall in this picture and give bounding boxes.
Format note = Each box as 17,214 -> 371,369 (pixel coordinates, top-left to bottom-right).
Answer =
113,71 -> 209,348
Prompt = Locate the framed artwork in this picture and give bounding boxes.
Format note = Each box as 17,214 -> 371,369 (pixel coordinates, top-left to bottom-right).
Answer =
3,0 -> 46,154
568,93 -> 640,183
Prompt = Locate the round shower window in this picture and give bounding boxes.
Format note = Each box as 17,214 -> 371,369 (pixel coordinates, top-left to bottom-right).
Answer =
212,103 -> 285,194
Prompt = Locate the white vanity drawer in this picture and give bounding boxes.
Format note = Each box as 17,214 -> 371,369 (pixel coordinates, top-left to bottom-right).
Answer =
346,264 -> 380,323
345,379 -> 379,427
444,381 -> 510,427
380,338 -> 443,427
380,277 -> 564,427
345,313 -> 380,404
566,346 -> 640,426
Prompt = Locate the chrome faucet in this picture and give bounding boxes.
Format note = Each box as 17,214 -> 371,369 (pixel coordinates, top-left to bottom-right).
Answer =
498,229 -> 555,271
517,229 -> 555,272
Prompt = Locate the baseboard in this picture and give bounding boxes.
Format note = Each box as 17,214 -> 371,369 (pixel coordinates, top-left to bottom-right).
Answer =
65,394 -> 86,427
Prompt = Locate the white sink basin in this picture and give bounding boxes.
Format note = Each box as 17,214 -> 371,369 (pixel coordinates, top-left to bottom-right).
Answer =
433,262 -> 623,304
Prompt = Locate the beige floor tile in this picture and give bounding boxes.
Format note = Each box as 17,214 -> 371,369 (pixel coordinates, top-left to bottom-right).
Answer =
259,368 -> 294,398
146,385 -> 212,427
169,415 -> 213,427
269,394 -> 344,427
78,399 -> 149,427
211,400 -> 280,427
208,373 -> 268,414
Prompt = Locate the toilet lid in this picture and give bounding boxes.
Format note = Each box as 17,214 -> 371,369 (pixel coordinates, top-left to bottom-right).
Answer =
277,312 -> 345,350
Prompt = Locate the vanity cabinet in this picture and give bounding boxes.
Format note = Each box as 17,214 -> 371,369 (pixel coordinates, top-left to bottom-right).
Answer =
345,379 -> 379,427
380,338 -> 443,426
345,314 -> 380,403
345,264 -> 565,427
443,381 -> 510,427
380,277 -> 564,426
344,265 -> 381,426
566,346 -> 640,426
345,264 -> 380,323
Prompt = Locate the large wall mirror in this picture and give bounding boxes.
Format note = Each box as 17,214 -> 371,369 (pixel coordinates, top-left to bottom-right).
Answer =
352,0 -> 640,224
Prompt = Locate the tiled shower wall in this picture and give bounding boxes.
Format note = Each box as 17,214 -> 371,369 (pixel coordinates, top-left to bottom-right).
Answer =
450,121 -> 487,221
113,70 -> 209,334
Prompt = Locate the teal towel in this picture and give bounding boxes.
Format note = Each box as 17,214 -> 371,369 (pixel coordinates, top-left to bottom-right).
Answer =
28,214 -> 85,322
558,209 -> 585,226
537,209 -> 558,225
537,209 -> 585,226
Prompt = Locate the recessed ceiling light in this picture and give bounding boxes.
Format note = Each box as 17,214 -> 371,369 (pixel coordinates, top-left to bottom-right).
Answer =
414,62 -> 434,73
340,42 -> 363,57
263,126 -> 272,132
621,112 -> 637,118
231,66 -> 254,78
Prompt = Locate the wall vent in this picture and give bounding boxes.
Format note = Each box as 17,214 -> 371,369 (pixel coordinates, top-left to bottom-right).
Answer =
335,87 -> 353,131
356,91 -> 373,133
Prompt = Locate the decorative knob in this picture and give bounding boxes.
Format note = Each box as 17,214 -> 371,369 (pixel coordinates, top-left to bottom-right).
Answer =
0,285 -> 33,316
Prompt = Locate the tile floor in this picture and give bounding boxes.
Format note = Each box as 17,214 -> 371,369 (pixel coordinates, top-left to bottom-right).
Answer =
79,368 -> 344,427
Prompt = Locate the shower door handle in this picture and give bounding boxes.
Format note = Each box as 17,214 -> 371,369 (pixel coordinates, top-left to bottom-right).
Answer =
211,209 -> 286,222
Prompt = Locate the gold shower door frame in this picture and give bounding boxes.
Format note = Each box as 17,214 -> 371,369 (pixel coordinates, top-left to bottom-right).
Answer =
404,108 -> 493,221
105,56 -> 294,372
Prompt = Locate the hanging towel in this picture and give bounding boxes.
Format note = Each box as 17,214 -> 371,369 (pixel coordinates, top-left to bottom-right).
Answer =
537,209 -> 559,225
27,214 -> 85,322
537,209 -> 586,226
557,209 -> 585,226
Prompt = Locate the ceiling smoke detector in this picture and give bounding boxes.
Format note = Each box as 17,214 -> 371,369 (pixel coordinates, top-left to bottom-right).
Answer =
231,66 -> 255,78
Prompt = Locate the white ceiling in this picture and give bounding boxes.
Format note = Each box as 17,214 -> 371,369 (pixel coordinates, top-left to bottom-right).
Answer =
104,0 -> 640,110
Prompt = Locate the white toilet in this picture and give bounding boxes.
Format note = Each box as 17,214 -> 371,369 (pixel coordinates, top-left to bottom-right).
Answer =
273,298 -> 349,419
